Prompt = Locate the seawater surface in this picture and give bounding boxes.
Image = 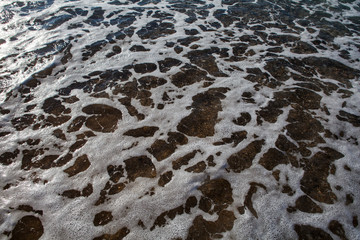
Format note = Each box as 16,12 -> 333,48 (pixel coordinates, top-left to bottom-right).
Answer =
0,0 -> 360,239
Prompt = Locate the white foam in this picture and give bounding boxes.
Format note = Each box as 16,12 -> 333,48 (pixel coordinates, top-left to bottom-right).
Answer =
1,0 -> 360,239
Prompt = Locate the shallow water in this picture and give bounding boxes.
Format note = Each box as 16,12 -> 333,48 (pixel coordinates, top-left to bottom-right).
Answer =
0,0 -> 360,239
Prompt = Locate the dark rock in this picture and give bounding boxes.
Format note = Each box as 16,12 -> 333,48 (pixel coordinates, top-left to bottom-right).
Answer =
119,97 -> 145,121
0,149 -> 19,165
93,211 -> 113,226
245,67 -> 279,89
110,14 -> 136,27
259,148 -> 288,170
257,100 -> 286,123
206,155 -> 216,167
185,196 -> 198,214
151,205 -> 185,230
227,140 -> 265,173
124,156 -> 156,181
64,155 -> 91,177
294,224 -> 333,240
134,63 -> 157,73
42,15 -> 73,30
275,88 -> 322,110
267,47 -> 283,53
107,165 -> 124,183
85,7 -> 105,26
177,36 -> 201,46
82,104 -> 122,133
214,9 -> 237,27
82,40 -> 107,61
42,97 -> 67,116
268,34 -> 300,45
10,216 -> 44,240
346,193 -> 354,205
21,149 -> 45,170
336,110 -> 360,127
113,80 -> 138,98
124,126 -> 159,137
0,132 -> 11,137
43,115 -> 71,127
69,139 -> 87,152
286,109 -> 324,142
199,178 -> 233,214
93,227 -> 130,240
295,195 -> 323,213
172,150 -> 198,170
108,183 -> 126,195
138,76 -> 167,90
168,132 -> 188,145
216,131 -> 247,147
106,46 -> 122,58
300,148 -> 344,204
232,43 -> 248,56
67,116 -> 87,132
53,153 -> 73,167
291,41 -> 318,54
233,112 -> 251,126
130,45 -> 149,52
328,220 -> 348,240
185,29 -> 199,35
353,216 -> 358,227
20,138 -> 40,146
186,210 -> 236,240
264,59 -> 290,81
174,46 -> 183,54
185,161 -> 206,173
62,189 -> 82,198
186,50 -> 228,77
158,58 -> 182,72
158,171 -> 173,187
244,182 -> 267,218
275,134 -> 297,152
177,88 -> 228,137
82,183 -> 93,197
282,185 -> 295,196
171,66 -> 213,88
0,107 -> 10,115
137,20 -> 175,39
239,34 -> 262,46
302,57 -> 359,86
16,205 -> 42,215
36,155 -> 60,169
11,114 -> 37,131
136,89 -> 153,106
112,45 -> 122,53
148,139 -> 176,161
